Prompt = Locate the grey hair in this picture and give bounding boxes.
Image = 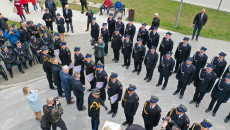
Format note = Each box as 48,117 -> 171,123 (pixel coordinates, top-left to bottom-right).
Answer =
62,65 -> 69,71
51,58 -> 57,64
154,13 -> 158,17
73,72 -> 81,79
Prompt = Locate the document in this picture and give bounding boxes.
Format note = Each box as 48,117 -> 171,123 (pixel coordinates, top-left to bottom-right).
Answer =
74,65 -> 81,72
96,82 -> 104,89
68,63 -> 74,69
110,93 -> 118,104
86,73 -> 94,82
54,49 -> 60,56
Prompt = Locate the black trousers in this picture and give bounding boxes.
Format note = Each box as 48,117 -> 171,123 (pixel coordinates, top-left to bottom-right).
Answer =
111,101 -> 119,114
158,74 -> 169,88
109,29 -> 114,40
46,22 -> 53,32
49,119 -> 67,130
192,90 -> 206,103
66,21 -> 73,32
95,56 -> 104,65
207,98 -> 223,113
144,122 -> 154,130
104,41 -> 108,54
23,4 -> 29,13
0,69 -> 7,79
46,71 -> 54,89
125,113 -> 134,125
100,89 -> 106,101
80,70 -> 85,85
76,96 -> 84,110
5,60 -> 23,75
123,55 -> 131,66
69,68 -> 73,76
113,49 -> 120,60
81,1 -> 88,12
176,80 -> 187,96
226,113 -> 230,119
146,68 -> 154,79
90,79 -> 96,90
134,61 -> 143,72
56,85 -> 63,96
175,60 -> 182,72
19,56 -> 33,66
91,117 -> 100,130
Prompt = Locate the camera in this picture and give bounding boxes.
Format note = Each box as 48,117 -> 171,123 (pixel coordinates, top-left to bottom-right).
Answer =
53,96 -> 59,105
90,39 -> 96,46
162,117 -> 170,121
12,30 -> 16,34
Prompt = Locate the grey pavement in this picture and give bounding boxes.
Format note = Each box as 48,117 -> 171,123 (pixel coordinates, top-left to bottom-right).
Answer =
0,1 -> 230,130
173,0 -> 230,12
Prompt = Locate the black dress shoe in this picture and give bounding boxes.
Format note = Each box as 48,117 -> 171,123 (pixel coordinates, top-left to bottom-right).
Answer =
224,117 -> 229,123
4,77 -> 8,81
122,121 -> 128,126
112,113 -> 116,118
173,91 -> 179,95
79,106 -> 86,111
81,12 -> 84,14
137,72 -> 140,75
212,113 -> 216,117
132,70 -> 137,73
20,70 -> 25,73
179,95 -> 183,99
126,66 -> 129,69
87,89 -> 92,92
10,74 -> 13,78
115,60 -> 119,63
196,103 -> 199,108
112,59 -> 116,61
173,71 -> 177,73
108,110 -> 112,114
189,100 -> 195,104
162,87 -> 166,90
59,94 -> 65,97
144,77 -> 148,80
205,109 -> 210,113
146,79 -> 151,82
156,84 -> 161,87
50,87 -> 57,90
122,64 -> 126,67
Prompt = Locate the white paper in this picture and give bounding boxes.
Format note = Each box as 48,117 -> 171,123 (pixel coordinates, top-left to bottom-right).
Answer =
54,49 -> 60,56
86,73 -> 94,82
68,63 -> 74,69
102,121 -> 121,130
74,65 -> 81,72
96,82 -> 104,89
110,93 -> 118,104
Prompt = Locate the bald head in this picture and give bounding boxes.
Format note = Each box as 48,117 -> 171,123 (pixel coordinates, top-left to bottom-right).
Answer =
65,5 -> 69,9
202,8 -> 205,14
46,97 -> 54,105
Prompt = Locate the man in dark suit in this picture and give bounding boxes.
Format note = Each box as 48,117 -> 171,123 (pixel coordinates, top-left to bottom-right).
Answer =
173,58 -> 196,99
115,17 -> 125,37
192,8 -> 208,41
137,23 -> 149,46
111,29 -> 122,62
74,47 -> 85,85
107,13 -> 116,41
95,62 -> 107,101
59,42 -> 72,75
91,17 -> 100,41
211,52 -> 227,78
159,32 -> 174,64
71,72 -> 86,111
142,96 -> 161,130
122,35 -> 133,69
148,27 -> 160,49
149,13 -> 160,30
63,5 -> 74,33
124,19 -> 136,43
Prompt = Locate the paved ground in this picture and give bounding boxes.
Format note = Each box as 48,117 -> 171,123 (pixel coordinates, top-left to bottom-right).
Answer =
0,1 -> 230,130
173,0 -> 230,12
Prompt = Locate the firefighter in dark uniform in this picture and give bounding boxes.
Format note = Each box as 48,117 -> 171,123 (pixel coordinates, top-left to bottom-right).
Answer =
107,13 -> 116,41
190,63 -> 217,107
165,104 -> 190,130
40,46 -> 56,90
142,96 -> 162,130
222,65 -> 230,79
0,45 -> 24,78
144,46 -> 158,82
0,29 -> 6,47
107,72 -> 123,118
41,31 -> 54,57
54,33 -> 62,50
88,89 -> 108,130
122,84 -> 139,126
95,62 -> 107,101
156,51 -> 175,90
173,58 -> 196,99
137,23 -> 149,46
0,61 -> 8,81
111,29 -> 122,62
84,54 -> 96,91
91,17 -> 100,41
148,27 -> 160,49
30,36 -> 42,63
74,47 -> 85,85
205,76 -> 230,117
159,32 -> 174,64
124,19 -> 136,42
115,17 -> 125,37
132,38 -> 146,75
14,41 -> 33,69
28,21 -> 40,38
101,23 -> 110,55
174,37 -> 191,73
192,47 -> 208,87
121,35 -> 133,69
189,119 -> 212,130
59,42 -> 72,75
211,52 -> 227,78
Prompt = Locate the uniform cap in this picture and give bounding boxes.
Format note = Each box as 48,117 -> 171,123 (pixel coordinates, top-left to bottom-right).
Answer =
142,23 -> 147,26
15,41 -> 21,44
54,33 -> 60,36
201,119 -> 213,128
166,31 -> 172,36
151,46 -> 156,50
137,38 -> 143,42
97,62 -> 103,68
45,8 -> 49,11
150,95 -> 159,103
109,13 -> 113,16
186,57 -> 193,62
93,89 -> 101,95
115,28 -> 120,31
153,27 -> 158,30
74,46 -> 80,51
57,13 -> 61,16
43,31 -> 47,34
128,84 -> 137,91
226,75 -> 230,79
41,46 -> 48,51
200,46 -> 207,51
166,51 -> 173,55
92,17 -> 96,20
61,42 -> 67,46
219,52 -> 227,57
126,34 -> 130,38
110,72 -> 118,78
129,19 -> 133,21
11,24 -> 16,27
183,37 -> 189,41
102,23 -> 107,26
1,44 -> 7,49
177,104 -> 187,113
85,53 -> 92,58
207,63 -> 215,68
118,17 -> 122,20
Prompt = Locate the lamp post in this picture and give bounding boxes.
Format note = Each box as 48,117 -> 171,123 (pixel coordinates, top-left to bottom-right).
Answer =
174,0 -> 183,28
217,0 -> 223,11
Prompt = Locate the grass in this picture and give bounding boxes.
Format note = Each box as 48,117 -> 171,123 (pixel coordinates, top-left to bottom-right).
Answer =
56,3 -> 100,14
88,0 -> 230,41
6,20 -> 20,27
